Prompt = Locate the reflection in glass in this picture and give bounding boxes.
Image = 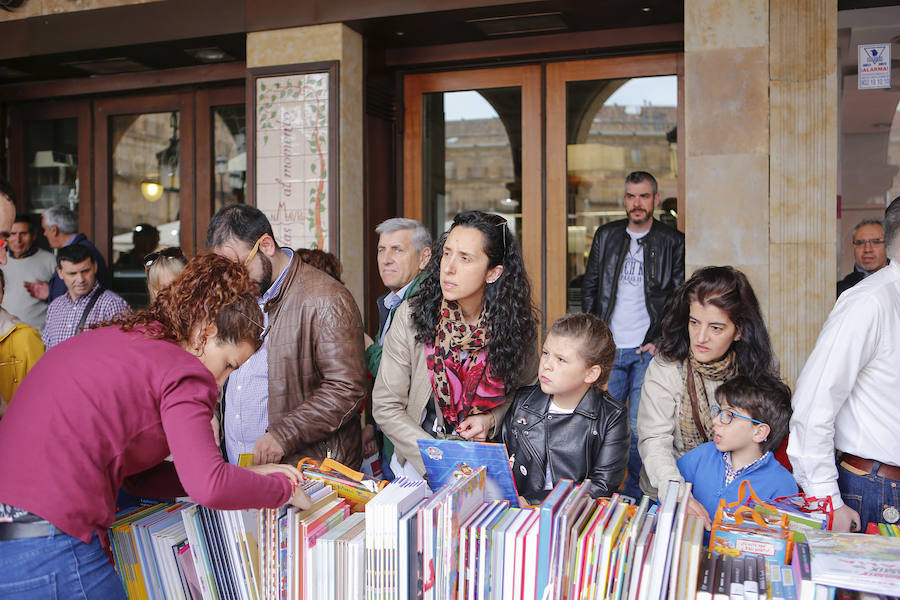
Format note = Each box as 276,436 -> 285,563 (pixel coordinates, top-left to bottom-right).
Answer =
422,88 -> 521,239
565,76 -> 679,312
111,112 -> 182,308
24,118 -> 79,236
213,105 -> 247,213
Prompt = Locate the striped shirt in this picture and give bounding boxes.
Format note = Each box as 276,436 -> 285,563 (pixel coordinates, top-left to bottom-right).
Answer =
723,450 -> 770,486
224,249 -> 293,464
41,282 -> 131,350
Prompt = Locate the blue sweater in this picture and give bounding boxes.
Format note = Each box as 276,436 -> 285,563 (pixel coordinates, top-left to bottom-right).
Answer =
677,441 -> 798,519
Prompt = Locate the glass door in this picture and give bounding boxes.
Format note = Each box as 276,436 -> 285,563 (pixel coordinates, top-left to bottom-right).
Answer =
404,57 -> 681,328
94,93 -> 195,307
403,67 -> 542,313
7,100 -> 92,249
546,55 -> 682,324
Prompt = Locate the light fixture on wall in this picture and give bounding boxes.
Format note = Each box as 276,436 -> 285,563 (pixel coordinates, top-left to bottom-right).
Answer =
140,178 -> 164,202
140,112 -> 179,202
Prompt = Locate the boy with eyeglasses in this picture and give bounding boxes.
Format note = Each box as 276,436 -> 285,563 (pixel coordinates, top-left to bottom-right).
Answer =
677,375 -> 798,528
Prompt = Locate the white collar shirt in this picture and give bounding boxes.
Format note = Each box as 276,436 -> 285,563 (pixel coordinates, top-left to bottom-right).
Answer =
788,260 -> 900,507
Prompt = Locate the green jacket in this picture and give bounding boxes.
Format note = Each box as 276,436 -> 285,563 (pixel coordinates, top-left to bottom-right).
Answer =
365,272 -> 425,377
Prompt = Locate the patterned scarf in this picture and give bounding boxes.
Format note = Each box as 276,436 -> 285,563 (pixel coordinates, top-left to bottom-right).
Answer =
679,351 -> 737,451
425,298 -> 506,430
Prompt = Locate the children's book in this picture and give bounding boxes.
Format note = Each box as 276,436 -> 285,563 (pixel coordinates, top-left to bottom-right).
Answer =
417,438 -> 519,504
805,530 -> 900,596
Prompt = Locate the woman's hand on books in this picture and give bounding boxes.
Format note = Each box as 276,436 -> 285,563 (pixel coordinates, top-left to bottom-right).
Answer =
686,494 -> 712,531
245,463 -> 311,509
290,485 -> 313,510
456,412 -> 494,441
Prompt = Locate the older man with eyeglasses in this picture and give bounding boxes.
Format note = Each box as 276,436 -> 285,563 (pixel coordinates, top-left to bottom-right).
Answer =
207,204 -> 367,470
837,218 -> 888,298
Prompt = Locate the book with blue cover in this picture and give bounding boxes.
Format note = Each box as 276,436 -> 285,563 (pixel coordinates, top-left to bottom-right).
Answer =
417,438 -> 519,504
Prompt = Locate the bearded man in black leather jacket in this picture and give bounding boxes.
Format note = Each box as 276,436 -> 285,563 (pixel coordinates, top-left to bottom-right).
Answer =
581,171 -> 684,500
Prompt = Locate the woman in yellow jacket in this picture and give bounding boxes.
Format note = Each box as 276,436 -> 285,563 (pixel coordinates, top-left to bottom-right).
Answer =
0,269 -> 44,415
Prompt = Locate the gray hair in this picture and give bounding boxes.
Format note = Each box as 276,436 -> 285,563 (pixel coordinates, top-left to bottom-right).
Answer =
375,218 -> 431,253
885,198 -> 900,259
852,218 -> 883,239
43,205 -> 78,235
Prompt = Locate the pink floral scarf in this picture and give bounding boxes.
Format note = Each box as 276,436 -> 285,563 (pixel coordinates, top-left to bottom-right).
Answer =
425,299 -> 505,430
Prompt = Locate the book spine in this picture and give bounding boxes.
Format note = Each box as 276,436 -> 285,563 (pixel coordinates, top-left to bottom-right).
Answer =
730,557 -> 745,600
744,554 -> 759,600
755,556 -> 767,600
696,553 -> 717,600
715,554 -> 732,600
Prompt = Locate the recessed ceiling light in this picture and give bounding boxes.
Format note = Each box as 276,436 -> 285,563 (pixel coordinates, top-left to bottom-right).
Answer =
185,47 -> 232,63
642,7 -> 652,12
396,31 -> 405,36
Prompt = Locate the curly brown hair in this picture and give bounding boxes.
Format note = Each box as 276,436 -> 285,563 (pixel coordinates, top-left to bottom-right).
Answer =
103,253 -> 264,350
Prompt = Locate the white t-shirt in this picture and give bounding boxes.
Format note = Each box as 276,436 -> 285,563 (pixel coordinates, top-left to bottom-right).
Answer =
608,229 -> 651,348
544,400 -> 577,490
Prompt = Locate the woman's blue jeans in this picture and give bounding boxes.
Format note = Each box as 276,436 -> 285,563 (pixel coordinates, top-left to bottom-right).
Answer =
0,526 -> 127,600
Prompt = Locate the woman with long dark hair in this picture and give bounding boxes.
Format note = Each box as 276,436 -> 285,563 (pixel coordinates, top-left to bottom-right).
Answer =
637,266 -> 779,506
373,211 -> 539,478
0,254 -> 311,599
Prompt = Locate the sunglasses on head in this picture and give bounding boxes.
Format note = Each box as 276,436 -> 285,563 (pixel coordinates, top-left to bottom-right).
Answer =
144,247 -> 185,269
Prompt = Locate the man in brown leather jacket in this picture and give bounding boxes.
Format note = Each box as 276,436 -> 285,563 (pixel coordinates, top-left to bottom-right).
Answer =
208,205 -> 367,469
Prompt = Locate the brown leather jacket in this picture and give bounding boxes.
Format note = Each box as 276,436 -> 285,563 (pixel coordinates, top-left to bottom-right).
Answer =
264,255 -> 367,469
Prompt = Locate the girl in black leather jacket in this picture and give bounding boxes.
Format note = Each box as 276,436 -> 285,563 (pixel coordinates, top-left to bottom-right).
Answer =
500,313 -> 630,505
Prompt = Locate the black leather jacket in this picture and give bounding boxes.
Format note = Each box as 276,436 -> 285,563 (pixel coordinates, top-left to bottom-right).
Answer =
499,385 -> 630,505
581,218 -> 685,346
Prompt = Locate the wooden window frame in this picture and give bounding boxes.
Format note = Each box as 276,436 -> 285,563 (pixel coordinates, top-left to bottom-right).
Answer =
544,53 -> 684,324
402,66 -> 543,317
6,99 -> 93,235
93,92 -> 196,262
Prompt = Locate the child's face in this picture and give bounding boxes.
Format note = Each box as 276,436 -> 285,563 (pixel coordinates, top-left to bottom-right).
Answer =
711,397 -> 767,454
538,333 -> 600,398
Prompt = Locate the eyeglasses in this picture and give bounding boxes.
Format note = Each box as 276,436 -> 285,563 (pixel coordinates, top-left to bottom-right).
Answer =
233,305 -> 270,341
852,238 -> 885,247
144,247 -> 185,269
710,404 -> 764,426
244,234 -> 269,267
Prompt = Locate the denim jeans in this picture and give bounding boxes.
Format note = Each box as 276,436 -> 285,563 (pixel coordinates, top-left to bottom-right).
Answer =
0,526 -> 126,599
607,346 -> 651,500
837,460 -> 900,531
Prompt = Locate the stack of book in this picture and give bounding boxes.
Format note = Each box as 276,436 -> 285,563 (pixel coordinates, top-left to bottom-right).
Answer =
110,477 -> 900,600
109,501 -> 262,600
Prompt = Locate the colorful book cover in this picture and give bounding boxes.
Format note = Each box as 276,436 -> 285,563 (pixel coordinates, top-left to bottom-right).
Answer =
804,530 -> 900,596
417,438 -> 518,504
535,479 -> 574,598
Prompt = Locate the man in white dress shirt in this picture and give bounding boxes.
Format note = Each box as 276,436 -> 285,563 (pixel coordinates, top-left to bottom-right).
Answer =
788,196 -> 900,532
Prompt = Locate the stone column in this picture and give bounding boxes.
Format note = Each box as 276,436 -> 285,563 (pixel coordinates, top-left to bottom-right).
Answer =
684,0 -> 837,385
247,24 -> 365,309
768,0 -> 837,385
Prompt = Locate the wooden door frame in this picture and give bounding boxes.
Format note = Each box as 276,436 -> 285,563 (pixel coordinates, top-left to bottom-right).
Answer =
195,86 -> 245,250
93,92 -> 196,264
402,65 -> 543,317
6,99 -> 93,236
544,53 -> 683,325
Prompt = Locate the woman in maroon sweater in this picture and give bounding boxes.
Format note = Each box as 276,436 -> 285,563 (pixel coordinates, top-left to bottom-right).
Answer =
0,254 -> 311,600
